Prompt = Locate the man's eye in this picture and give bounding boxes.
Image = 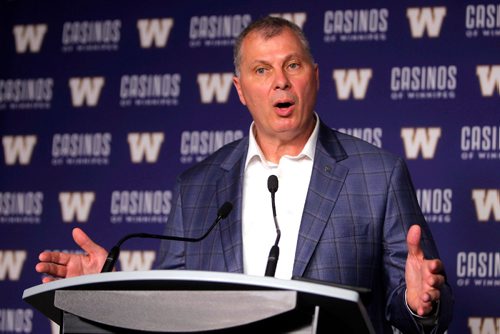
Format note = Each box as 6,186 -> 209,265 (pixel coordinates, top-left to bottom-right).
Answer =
256,68 -> 266,75
288,63 -> 300,70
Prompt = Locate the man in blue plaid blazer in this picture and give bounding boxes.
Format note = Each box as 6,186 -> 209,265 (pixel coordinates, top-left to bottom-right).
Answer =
37,16 -> 453,333
155,119 -> 453,333
156,17 -> 453,333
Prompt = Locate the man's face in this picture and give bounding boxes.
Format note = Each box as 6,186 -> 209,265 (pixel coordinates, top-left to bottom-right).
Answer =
233,28 -> 319,144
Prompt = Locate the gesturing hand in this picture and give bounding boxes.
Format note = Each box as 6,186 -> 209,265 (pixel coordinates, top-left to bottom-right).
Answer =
405,225 -> 445,316
35,228 -> 108,283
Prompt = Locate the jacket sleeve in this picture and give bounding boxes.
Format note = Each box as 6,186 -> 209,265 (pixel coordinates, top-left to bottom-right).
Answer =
155,179 -> 186,270
383,158 -> 453,333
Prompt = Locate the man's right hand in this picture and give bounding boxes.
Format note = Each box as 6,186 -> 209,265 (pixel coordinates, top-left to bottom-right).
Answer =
35,228 -> 108,283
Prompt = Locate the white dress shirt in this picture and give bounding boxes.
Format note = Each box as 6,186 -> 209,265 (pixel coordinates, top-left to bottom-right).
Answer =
242,115 -> 319,279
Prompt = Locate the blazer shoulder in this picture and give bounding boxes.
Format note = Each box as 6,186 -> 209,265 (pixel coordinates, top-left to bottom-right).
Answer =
331,130 -> 403,169
178,137 -> 247,183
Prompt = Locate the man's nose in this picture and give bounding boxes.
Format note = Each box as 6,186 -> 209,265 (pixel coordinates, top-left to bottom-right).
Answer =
273,69 -> 291,90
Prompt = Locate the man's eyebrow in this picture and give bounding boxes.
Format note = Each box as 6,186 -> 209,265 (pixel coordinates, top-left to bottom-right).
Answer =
249,53 -> 305,66
249,59 -> 272,67
285,53 -> 304,59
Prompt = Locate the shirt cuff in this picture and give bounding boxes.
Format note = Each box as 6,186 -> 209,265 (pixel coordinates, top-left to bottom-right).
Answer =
404,288 -> 440,326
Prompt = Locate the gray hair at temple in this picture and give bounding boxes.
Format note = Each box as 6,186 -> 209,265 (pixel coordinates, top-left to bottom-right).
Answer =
233,16 -> 315,77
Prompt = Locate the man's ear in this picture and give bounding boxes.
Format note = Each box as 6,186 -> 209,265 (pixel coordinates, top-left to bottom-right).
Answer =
233,75 -> 247,106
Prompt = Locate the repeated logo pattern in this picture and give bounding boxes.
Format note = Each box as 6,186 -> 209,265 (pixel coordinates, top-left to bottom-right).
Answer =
0,2 -> 498,333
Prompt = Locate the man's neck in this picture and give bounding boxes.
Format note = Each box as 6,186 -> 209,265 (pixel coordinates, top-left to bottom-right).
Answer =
254,117 -> 317,163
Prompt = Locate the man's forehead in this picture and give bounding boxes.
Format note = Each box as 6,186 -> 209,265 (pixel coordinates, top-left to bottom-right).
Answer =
244,27 -> 296,43
241,29 -> 305,56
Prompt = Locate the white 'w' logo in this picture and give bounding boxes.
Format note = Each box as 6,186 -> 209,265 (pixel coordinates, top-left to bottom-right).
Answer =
407,7 -> 447,38
401,128 -> 441,159
127,133 -> 164,163
137,19 -> 174,48
332,69 -> 372,100
2,135 -> 37,165
197,73 -> 234,104
12,24 -> 48,53
68,77 -> 105,107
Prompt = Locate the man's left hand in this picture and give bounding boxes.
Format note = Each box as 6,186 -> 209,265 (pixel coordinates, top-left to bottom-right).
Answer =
405,224 -> 445,316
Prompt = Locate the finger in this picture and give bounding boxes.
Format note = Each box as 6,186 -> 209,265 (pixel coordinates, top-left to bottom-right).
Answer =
38,251 -> 71,266
427,259 -> 444,274
41,275 -> 61,283
35,262 -> 68,278
42,276 -> 55,283
35,262 -> 45,274
416,293 -> 439,316
421,288 -> 441,303
72,228 -> 103,255
406,225 -> 423,258
427,273 -> 445,289
417,303 -> 435,317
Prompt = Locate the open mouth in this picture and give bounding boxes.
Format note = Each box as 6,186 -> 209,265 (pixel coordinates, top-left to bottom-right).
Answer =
274,101 -> 294,109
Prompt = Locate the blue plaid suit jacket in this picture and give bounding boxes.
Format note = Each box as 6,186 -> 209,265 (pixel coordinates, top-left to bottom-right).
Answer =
157,121 -> 453,333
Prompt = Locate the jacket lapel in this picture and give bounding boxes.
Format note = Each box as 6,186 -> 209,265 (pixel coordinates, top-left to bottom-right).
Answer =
293,122 -> 349,277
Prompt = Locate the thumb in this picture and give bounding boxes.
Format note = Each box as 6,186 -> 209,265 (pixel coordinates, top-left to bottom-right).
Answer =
407,225 -> 423,258
72,228 -> 105,255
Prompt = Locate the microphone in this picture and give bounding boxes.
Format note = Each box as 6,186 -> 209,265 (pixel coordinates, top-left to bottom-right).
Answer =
265,175 -> 281,277
100,201 -> 233,273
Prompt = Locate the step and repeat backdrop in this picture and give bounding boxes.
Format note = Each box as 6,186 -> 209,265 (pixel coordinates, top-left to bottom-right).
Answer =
0,0 -> 498,333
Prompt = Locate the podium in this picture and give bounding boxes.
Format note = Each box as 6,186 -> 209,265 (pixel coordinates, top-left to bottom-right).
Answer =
23,270 -> 375,333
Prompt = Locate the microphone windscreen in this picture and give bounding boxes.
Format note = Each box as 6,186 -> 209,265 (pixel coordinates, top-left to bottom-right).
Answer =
267,175 -> 279,193
218,201 -> 233,218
